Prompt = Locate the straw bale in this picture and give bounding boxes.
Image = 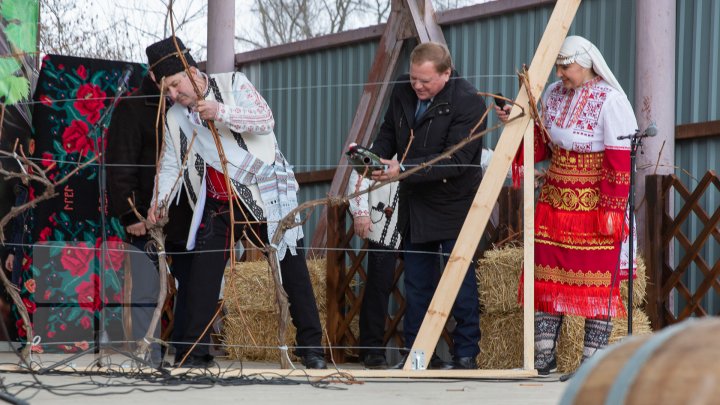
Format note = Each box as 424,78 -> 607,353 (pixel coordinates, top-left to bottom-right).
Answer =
476,246 -> 523,314
556,308 -> 653,373
477,310 -> 524,369
556,315 -> 584,373
619,256 -> 648,308
221,257 -> 332,362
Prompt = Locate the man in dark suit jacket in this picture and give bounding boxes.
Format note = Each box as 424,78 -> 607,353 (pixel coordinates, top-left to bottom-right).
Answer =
370,42 -> 486,370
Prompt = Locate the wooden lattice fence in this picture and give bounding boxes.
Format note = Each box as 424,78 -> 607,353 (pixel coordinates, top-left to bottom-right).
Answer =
646,171 -> 720,329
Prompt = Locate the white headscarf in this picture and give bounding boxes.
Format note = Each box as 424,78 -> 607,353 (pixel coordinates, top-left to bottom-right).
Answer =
557,35 -> 626,98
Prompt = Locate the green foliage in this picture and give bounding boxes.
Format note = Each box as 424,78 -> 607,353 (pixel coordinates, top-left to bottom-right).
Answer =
0,0 -> 38,103
0,56 -> 19,76
1,0 -> 38,24
1,0 -> 38,52
0,55 -> 27,103
3,17 -> 35,53
0,72 -> 27,104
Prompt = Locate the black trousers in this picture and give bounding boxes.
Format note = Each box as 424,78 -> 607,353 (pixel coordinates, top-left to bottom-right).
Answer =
166,241 -> 193,354
175,197 -> 324,359
127,237 -> 193,361
358,241 -> 397,357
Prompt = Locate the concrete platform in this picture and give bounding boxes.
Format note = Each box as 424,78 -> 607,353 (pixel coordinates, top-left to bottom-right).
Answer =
0,353 -> 567,404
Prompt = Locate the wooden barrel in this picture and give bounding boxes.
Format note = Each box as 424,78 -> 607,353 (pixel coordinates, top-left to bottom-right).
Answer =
560,318 -> 720,405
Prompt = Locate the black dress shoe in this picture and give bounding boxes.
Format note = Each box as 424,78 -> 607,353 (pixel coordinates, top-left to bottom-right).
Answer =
362,354 -> 388,369
301,353 -> 327,369
429,354 -> 453,370
173,354 -> 214,368
390,354 -> 408,369
452,357 -> 478,370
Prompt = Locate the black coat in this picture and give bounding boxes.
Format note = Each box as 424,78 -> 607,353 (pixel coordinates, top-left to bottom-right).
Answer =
371,71 -> 486,243
106,76 -> 192,244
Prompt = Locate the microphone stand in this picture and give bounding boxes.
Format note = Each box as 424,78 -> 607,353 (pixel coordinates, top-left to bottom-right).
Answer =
618,128 -> 650,335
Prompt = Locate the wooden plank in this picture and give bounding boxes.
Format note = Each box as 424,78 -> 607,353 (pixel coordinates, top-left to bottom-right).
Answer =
0,364 -> 537,379
406,0 -> 431,43
675,120 -> 720,141
405,0 -> 582,370
310,4 -> 407,250
313,0 -> 447,251
407,0 -> 447,44
422,0 -> 447,43
195,367 -> 539,379
522,124 -> 535,370
325,204 -> 346,362
644,175 -> 668,330
294,169 -> 336,185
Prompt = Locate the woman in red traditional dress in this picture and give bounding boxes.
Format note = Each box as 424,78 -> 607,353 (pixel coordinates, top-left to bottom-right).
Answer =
497,36 -> 638,375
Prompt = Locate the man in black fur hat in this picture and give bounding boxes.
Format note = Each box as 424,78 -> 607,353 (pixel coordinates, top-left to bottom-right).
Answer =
144,37 -> 326,369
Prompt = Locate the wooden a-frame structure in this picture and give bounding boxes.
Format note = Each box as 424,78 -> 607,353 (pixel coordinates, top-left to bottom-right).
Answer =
316,0 -> 582,378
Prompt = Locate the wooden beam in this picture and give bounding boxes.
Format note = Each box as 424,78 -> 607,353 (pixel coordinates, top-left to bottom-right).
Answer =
522,123 -> 535,370
0,363 -> 537,379
311,0 -> 448,251
404,0 -> 582,371
294,169 -> 335,185
675,120 -> 720,141
407,0 -> 446,43
310,1 -> 408,250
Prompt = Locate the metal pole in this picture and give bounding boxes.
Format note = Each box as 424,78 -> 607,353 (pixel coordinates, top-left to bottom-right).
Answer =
634,0 -> 676,254
207,0 -> 236,73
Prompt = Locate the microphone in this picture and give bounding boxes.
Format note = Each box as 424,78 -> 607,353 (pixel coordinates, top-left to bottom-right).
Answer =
617,123 -> 657,140
642,123 -> 658,138
117,65 -> 134,92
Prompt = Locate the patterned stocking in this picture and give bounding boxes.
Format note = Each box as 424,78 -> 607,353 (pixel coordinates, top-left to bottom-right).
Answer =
535,312 -> 562,370
582,317 -> 613,362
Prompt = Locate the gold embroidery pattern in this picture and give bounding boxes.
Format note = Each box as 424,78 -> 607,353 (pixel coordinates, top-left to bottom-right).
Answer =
539,185 -> 599,211
599,194 -> 628,211
536,236 -> 615,250
535,264 -> 613,287
551,146 -> 604,170
547,170 -> 603,185
604,170 -> 631,185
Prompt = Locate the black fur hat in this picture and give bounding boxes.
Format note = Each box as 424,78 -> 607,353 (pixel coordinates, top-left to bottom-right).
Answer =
145,37 -> 197,81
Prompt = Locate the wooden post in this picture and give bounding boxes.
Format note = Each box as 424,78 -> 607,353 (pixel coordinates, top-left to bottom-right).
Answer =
645,174 -> 670,330
498,187 -> 523,242
325,204 -> 346,362
522,124 -> 535,370
311,0 -> 448,252
310,1 -> 409,251
404,0 -> 582,370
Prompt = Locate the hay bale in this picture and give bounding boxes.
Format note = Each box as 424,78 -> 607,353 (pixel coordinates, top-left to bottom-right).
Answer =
609,308 -> 652,344
476,246 -> 523,314
477,310 -> 524,369
221,257 -> 329,362
556,315 -> 584,373
619,256 -> 648,308
556,308 -> 653,373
